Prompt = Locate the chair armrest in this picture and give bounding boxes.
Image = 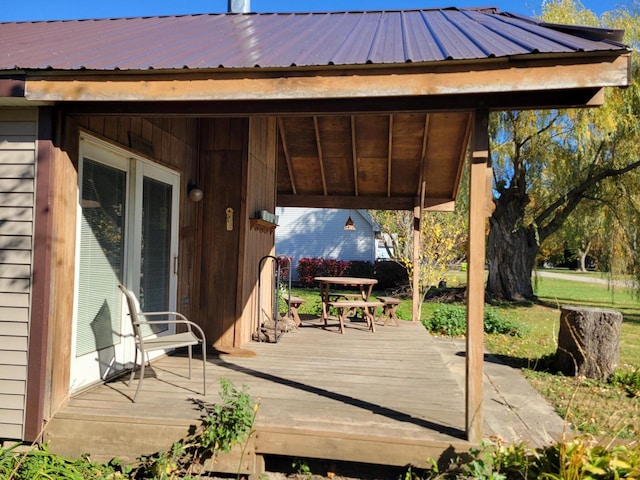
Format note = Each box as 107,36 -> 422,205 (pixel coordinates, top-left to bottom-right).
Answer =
135,316 -> 206,342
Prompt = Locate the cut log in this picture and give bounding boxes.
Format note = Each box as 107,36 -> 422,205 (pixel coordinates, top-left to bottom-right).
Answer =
554,306 -> 623,380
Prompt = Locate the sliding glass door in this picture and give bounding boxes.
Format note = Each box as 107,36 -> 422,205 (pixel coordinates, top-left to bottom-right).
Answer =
71,135 -> 179,392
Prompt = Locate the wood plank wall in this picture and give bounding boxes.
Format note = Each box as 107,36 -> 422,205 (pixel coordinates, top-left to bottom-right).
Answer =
238,117 -> 277,345
43,116 -> 200,416
0,107 -> 38,440
198,118 -> 248,347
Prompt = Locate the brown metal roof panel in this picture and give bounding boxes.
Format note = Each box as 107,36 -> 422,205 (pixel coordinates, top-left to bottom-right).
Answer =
0,9 -> 630,72
482,13 -> 626,53
254,13 -> 355,67
420,10 -> 497,60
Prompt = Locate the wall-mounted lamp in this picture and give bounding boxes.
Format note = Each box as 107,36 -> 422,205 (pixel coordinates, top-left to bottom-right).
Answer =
188,185 -> 204,202
344,211 -> 356,231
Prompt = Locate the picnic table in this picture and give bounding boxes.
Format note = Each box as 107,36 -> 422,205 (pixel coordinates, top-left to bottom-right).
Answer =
314,276 -> 380,334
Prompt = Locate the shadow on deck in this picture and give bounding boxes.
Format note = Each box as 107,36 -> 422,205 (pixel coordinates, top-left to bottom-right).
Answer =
44,317 -> 565,475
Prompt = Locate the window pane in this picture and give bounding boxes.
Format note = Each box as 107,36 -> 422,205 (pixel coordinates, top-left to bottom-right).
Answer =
76,159 -> 126,356
139,176 -> 172,335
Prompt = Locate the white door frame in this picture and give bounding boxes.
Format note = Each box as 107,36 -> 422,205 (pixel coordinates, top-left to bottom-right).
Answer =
70,133 -> 180,393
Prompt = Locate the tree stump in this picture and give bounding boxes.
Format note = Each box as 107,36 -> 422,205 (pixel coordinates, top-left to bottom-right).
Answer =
554,306 -> 623,380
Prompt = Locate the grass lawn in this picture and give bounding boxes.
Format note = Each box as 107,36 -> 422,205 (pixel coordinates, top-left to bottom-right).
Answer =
491,277 -> 639,441
283,274 -> 639,441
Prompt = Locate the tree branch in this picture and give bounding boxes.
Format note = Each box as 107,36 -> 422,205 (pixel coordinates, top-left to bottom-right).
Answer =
536,157 -> 640,241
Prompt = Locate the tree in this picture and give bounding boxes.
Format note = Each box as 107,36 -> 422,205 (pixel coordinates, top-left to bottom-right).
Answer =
486,0 -> 640,300
371,208 -> 466,319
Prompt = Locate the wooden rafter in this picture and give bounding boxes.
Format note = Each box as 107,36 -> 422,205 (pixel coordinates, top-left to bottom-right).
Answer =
277,117 -> 297,195
387,114 -> 393,197
313,116 -> 328,196
452,113 -> 474,200
350,115 -> 359,197
417,114 -> 430,206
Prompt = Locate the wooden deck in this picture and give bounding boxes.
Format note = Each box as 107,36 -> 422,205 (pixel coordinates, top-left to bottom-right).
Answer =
44,317 -> 565,475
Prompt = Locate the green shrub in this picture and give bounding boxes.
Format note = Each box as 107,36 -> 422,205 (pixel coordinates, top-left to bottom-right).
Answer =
346,260 -> 374,278
419,438 -> 640,479
610,366 -> 640,397
423,304 -> 466,336
0,443 -> 123,480
374,260 -> 409,291
483,308 -> 526,337
422,305 -> 526,337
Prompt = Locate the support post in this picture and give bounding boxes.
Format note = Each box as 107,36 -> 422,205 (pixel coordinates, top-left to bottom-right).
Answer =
466,110 -> 489,443
412,202 -> 422,322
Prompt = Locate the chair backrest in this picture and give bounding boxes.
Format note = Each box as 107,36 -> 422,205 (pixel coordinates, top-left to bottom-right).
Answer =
119,284 -> 143,340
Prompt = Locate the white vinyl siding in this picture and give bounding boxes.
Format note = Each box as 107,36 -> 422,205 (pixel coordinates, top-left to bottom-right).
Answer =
275,207 -> 377,279
0,108 -> 37,440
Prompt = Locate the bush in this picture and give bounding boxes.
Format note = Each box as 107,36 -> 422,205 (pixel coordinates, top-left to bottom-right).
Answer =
422,305 -> 526,337
296,257 -> 325,287
483,308 -> 526,337
322,259 -> 349,277
295,258 -> 355,287
346,260 -> 374,278
423,304 -> 466,336
374,260 -> 409,291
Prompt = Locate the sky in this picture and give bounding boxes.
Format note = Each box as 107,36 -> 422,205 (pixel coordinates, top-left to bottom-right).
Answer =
0,0 -> 627,23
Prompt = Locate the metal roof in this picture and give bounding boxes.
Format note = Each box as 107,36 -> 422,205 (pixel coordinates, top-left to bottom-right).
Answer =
0,8 -> 627,71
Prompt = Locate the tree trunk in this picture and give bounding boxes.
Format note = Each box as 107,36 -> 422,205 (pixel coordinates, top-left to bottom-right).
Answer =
577,250 -> 588,272
554,306 -> 623,380
486,195 -> 539,301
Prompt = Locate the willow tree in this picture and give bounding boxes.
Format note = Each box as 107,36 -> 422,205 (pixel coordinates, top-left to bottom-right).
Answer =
486,0 -> 640,300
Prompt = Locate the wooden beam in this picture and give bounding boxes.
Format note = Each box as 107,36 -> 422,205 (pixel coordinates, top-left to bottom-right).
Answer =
277,117 -> 297,195
277,194 -> 454,210
418,114 -> 430,205
25,54 -> 629,101
452,114 -> 474,200
412,195 -> 422,323
58,87 -> 607,117
387,115 -> 393,197
466,110 -> 488,443
351,116 -> 359,196
313,116 -> 328,196
25,108 -> 55,442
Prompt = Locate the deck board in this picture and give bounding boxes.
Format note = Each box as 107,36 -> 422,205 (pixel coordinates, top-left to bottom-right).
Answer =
45,318 -> 565,474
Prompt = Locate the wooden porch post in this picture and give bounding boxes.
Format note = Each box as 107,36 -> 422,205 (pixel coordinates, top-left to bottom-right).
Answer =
466,110 -> 489,442
412,202 -> 422,322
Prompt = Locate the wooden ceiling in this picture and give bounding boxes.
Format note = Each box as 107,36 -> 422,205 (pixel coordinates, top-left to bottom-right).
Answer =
276,112 -> 472,211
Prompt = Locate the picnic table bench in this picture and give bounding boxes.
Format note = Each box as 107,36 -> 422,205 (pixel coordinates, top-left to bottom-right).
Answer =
326,300 -> 383,334
284,295 -> 305,326
377,296 -> 401,327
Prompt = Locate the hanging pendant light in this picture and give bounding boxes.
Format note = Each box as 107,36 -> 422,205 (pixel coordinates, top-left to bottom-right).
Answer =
344,210 -> 356,230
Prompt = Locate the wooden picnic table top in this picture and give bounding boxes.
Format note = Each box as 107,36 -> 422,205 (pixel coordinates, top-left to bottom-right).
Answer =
314,276 -> 378,286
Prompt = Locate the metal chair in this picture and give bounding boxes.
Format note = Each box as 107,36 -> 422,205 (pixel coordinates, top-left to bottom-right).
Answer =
119,284 -> 207,402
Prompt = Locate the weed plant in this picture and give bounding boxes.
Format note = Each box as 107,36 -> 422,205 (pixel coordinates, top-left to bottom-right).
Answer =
0,378 -> 257,480
422,304 -> 525,337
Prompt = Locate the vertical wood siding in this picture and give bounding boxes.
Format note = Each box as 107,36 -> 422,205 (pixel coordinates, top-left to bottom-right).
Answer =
239,117 -> 277,345
43,116 -> 199,417
0,108 -> 37,440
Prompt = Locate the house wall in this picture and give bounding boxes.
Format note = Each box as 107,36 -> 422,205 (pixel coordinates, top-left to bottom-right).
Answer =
0,107 -> 38,440
238,117 -> 277,345
38,115 -> 201,427
275,207 -> 377,279
198,118 -> 247,347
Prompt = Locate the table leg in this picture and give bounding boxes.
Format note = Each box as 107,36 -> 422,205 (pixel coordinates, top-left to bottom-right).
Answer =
320,283 -> 329,327
364,306 -> 377,333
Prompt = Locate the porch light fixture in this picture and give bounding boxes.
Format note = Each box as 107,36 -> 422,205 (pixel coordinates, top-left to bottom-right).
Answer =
188,185 -> 203,202
344,211 -> 356,231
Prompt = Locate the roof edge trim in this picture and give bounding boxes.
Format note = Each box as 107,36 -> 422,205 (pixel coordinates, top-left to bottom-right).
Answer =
0,75 -> 26,97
